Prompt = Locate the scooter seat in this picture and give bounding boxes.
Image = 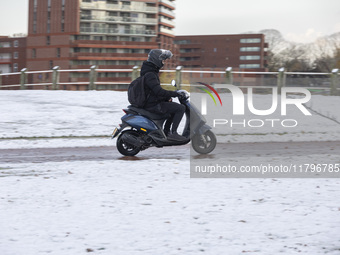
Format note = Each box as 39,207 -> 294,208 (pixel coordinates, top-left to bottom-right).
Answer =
127,105 -> 170,120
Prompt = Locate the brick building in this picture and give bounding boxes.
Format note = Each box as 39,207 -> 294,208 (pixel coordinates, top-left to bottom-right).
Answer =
174,34 -> 268,70
0,36 -> 27,87
26,0 -> 177,90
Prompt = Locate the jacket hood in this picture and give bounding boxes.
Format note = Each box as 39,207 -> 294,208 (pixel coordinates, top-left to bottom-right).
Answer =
140,61 -> 159,76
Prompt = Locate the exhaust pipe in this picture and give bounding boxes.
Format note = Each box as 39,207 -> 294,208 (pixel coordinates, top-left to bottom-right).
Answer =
121,133 -> 144,147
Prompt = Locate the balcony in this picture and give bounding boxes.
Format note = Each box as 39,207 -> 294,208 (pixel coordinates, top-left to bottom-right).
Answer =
80,2 -> 157,13
0,59 -> 11,64
0,42 -> 11,48
80,27 -> 156,37
159,27 -> 175,36
70,52 -> 146,59
159,16 -> 175,27
179,60 -> 202,67
159,0 -> 175,10
180,52 -> 201,57
70,40 -> 157,47
0,53 -> 11,64
81,15 -> 157,25
159,6 -> 175,17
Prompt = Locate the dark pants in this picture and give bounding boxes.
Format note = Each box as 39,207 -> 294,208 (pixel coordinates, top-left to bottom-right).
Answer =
147,102 -> 185,134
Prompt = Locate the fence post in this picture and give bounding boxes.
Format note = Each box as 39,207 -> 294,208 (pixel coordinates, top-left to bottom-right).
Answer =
89,65 -> 97,90
20,68 -> 27,90
277,67 -> 286,94
132,66 -> 139,81
176,66 -> 182,90
52,66 -> 60,90
0,72 -> 2,90
226,67 -> 233,84
330,68 -> 339,96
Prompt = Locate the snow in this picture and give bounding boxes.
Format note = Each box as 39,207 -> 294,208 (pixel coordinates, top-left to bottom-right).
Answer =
0,90 -> 127,139
1,90 -> 340,254
191,92 -> 340,143
1,159 -> 340,254
0,90 -> 339,148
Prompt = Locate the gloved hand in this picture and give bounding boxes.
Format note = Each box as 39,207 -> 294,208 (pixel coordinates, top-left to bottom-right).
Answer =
176,91 -> 186,100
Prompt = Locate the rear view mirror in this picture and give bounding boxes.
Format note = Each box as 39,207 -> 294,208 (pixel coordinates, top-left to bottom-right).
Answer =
171,80 -> 176,87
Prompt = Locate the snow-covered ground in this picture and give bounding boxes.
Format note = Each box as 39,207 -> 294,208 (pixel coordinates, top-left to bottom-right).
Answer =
1,159 -> 340,255
1,90 -> 340,254
0,90 -> 339,148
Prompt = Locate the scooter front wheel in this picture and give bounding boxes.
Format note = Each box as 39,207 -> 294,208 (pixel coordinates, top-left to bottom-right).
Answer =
192,130 -> 216,154
116,130 -> 141,156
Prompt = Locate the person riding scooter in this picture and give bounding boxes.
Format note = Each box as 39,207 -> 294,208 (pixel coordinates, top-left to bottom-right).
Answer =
141,49 -> 186,142
112,79 -> 217,156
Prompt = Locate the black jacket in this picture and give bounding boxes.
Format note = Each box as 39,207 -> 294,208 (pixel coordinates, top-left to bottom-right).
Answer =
140,61 -> 178,108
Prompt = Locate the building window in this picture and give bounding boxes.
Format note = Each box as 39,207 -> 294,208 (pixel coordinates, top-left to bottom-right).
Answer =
240,55 -> 261,60
240,38 -> 261,43
13,52 -> 19,59
13,40 -> 19,47
240,47 -> 260,52
49,60 -> 54,69
33,0 -> 37,33
61,0 -> 65,32
174,40 -> 191,45
0,42 -> 11,48
13,63 -> 18,72
56,48 -> 61,58
46,36 -> 50,45
47,0 -> 51,33
239,64 -> 260,69
32,49 -> 36,58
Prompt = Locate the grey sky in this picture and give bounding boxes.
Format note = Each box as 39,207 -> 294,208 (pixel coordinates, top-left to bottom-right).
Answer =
0,0 -> 339,43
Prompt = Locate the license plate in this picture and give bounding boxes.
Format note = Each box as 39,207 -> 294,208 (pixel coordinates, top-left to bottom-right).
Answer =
111,127 -> 118,138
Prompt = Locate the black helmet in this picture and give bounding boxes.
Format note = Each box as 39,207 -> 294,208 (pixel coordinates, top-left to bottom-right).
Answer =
147,49 -> 173,68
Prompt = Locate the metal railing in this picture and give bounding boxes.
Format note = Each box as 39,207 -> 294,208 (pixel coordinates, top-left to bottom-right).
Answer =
158,6 -> 175,17
159,0 -> 176,9
0,66 -> 339,95
159,16 -> 175,27
80,2 -> 157,13
80,15 -> 157,25
79,27 -> 156,36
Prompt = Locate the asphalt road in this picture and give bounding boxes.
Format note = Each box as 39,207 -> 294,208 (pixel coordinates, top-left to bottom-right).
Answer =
0,141 -> 339,164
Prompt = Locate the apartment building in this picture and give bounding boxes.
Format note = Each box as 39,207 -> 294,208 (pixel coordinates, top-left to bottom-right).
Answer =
0,36 -> 27,87
174,34 -> 268,70
27,0 -> 176,90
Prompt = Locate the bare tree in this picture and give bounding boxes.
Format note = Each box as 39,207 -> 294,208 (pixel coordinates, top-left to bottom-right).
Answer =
312,34 -> 340,72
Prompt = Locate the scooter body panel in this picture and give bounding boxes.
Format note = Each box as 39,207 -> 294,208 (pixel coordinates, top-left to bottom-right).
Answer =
122,114 -> 158,134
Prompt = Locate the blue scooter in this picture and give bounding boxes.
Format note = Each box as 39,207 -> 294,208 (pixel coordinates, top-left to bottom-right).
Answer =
112,80 -> 216,156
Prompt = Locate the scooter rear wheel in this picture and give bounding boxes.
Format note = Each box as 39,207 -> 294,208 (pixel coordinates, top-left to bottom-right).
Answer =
117,130 -> 141,156
192,130 -> 216,154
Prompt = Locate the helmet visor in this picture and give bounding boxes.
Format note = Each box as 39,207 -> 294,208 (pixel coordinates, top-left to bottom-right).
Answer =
159,50 -> 173,61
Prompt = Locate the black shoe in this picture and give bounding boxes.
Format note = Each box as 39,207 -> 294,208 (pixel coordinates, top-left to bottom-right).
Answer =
167,132 -> 187,142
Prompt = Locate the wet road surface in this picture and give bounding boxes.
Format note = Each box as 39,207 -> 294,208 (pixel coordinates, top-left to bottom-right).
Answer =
0,141 -> 339,163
